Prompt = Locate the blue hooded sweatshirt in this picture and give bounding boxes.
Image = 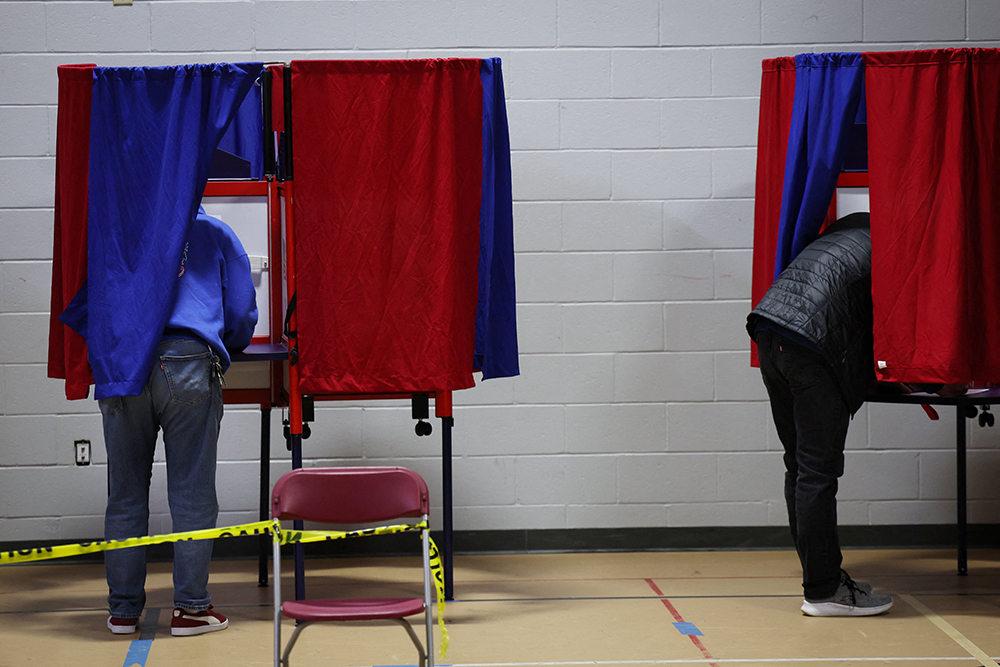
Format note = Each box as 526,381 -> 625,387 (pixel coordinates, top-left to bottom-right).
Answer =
163,207 -> 258,371
60,207 -> 257,391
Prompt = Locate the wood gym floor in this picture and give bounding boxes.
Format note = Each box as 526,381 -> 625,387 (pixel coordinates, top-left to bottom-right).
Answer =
2,548 -> 1000,667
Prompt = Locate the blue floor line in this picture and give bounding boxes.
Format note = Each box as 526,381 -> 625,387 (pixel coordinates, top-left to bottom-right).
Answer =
123,639 -> 152,667
672,621 -> 703,636
123,607 -> 160,667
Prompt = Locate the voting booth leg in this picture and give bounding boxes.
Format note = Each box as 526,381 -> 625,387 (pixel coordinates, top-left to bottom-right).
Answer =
259,406 -> 272,586
957,407 -> 968,576
442,416 -> 454,600
289,432 -> 306,599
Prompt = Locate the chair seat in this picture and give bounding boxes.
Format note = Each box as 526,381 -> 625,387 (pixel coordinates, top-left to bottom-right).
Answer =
282,597 -> 425,622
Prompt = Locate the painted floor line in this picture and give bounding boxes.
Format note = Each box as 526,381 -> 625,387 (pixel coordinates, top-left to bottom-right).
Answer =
645,579 -> 718,667
444,659 -> 999,666
432,575 -> 805,585
123,607 -> 159,667
900,593 -> 999,667
5,588 -> 998,616
447,595 -> 802,605
122,639 -> 152,667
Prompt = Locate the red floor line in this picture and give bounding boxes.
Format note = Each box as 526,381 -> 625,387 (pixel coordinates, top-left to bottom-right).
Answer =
645,578 -> 719,667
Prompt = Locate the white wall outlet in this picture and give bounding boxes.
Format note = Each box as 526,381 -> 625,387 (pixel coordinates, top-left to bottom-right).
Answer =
75,439 -> 91,466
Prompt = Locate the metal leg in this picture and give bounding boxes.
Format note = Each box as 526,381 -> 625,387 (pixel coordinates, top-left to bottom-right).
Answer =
259,406 -> 272,586
279,618 -> 425,667
393,618 -> 428,667
289,431 -> 306,599
441,415 -> 454,600
957,406 -> 968,575
422,525 -> 435,667
294,535 -> 305,601
273,534 -> 282,667
280,621 -> 313,667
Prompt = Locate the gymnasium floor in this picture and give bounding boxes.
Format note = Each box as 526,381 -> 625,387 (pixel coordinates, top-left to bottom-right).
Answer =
2,548 -> 1000,667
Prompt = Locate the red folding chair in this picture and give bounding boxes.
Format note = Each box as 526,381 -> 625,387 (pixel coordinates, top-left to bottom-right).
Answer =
271,467 -> 434,667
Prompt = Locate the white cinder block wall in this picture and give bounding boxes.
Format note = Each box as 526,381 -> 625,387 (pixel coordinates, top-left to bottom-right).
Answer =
3,0 -> 1000,545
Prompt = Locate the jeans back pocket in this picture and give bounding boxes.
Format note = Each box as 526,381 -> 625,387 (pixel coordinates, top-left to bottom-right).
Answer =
160,352 -> 214,406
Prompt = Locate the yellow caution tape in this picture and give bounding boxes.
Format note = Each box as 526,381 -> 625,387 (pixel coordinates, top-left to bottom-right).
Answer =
427,535 -> 450,658
0,520 -> 275,565
1,518 -> 449,658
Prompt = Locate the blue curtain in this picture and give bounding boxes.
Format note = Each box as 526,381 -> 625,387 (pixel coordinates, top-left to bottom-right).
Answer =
217,80 -> 264,178
475,58 -> 519,380
85,63 -> 263,398
773,53 -> 865,277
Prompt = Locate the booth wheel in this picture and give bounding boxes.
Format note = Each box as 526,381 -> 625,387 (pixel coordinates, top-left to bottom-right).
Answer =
283,420 -> 312,445
979,405 -> 995,428
415,419 -> 433,437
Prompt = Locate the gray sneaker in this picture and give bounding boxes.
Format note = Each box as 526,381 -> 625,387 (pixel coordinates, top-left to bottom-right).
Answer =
841,569 -> 872,594
801,571 -> 892,617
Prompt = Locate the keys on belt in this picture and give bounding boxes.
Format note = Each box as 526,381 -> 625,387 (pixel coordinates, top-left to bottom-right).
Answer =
211,356 -> 226,387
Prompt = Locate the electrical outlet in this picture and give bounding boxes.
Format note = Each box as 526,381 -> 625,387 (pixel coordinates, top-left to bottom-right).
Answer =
75,439 -> 91,466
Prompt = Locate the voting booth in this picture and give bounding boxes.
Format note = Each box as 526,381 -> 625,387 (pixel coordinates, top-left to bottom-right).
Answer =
47,60 -> 518,597
752,48 -> 1000,384
751,48 -> 1000,573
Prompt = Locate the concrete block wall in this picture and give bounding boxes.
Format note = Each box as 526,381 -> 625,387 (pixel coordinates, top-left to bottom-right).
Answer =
3,0 -> 1000,545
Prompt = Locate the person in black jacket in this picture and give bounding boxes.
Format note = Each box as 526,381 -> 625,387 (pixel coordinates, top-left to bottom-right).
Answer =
747,212 -> 893,617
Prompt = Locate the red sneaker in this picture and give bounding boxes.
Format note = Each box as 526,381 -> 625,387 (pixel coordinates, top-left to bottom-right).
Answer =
107,615 -> 139,634
170,605 -> 228,636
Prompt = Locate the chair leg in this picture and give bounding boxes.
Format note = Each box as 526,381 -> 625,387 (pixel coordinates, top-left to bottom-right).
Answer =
421,526 -> 435,667
280,621 -> 313,667
392,618 -> 428,667
273,540 -> 282,667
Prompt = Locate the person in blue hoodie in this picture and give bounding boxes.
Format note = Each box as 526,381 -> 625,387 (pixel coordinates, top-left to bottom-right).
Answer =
101,207 -> 257,637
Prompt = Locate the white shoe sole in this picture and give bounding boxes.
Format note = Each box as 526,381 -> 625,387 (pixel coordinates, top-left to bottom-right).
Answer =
801,599 -> 893,617
107,617 -> 139,634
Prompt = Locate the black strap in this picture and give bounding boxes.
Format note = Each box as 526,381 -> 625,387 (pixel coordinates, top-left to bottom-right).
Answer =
283,292 -> 297,338
284,291 -> 298,366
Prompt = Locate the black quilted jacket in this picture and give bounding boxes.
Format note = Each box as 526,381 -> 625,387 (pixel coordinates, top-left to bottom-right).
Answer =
747,212 -> 874,413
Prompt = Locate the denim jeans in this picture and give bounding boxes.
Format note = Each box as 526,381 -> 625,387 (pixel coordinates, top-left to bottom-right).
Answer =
756,329 -> 850,600
100,338 -> 223,617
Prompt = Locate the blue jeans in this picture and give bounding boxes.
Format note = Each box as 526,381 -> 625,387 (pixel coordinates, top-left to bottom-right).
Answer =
756,329 -> 849,600
100,338 -> 223,617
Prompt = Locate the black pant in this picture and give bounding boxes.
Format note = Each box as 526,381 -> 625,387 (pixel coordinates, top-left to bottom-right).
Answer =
756,329 -> 849,600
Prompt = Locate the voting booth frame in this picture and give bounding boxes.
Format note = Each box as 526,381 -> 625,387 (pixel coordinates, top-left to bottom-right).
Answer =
207,67 -> 460,600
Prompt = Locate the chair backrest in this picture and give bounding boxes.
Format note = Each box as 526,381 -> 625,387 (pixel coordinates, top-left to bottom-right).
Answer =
271,467 -> 430,524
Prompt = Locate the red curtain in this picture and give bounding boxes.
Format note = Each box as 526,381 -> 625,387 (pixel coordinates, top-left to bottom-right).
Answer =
47,64 -> 95,399
290,60 -> 483,394
750,57 -> 796,366
866,49 -> 1000,383
268,65 -> 284,138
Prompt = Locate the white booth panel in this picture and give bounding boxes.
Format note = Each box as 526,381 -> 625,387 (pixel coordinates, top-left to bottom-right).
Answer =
202,196 -> 270,339
836,187 -> 870,217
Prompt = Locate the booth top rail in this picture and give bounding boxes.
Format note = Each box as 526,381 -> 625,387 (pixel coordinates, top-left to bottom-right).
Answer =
866,387 -> 1000,406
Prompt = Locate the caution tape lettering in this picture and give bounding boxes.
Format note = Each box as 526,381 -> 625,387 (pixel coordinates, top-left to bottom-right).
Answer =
426,535 -> 450,658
